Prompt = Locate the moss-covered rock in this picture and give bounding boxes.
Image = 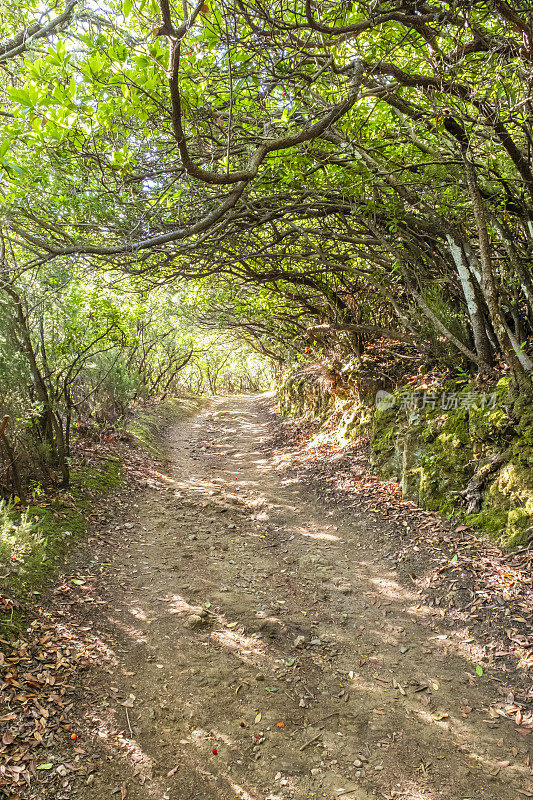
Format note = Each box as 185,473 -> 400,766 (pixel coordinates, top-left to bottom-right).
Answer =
278,369 -> 532,549
370,381 -> 532,548
278,371 -> 333,420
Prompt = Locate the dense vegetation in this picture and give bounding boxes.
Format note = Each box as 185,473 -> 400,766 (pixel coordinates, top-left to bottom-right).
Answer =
1,1 -> 532,502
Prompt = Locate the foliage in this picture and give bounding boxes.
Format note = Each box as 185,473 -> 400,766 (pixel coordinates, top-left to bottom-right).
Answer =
0,255 -> 269,496
1,0 -> 533,492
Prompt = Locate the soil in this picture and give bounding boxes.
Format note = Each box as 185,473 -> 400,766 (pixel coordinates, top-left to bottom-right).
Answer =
10,395 -> 533,800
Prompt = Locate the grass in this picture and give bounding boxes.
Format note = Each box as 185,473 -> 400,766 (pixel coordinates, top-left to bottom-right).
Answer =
126,396 -> 207,455
0,458 -> 122,636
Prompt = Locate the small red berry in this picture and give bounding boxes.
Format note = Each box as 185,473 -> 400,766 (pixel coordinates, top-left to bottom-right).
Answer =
212,748 -> 217,755
240,722 -> 245,728
70,733 -> 77,741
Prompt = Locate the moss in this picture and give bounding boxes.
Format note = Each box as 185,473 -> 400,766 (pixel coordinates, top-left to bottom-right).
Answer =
71,458 -> 122,494
465,509 -> 509,534
339,404 -> 373,441
277,369 -> 335,420
369,380 -> 532,549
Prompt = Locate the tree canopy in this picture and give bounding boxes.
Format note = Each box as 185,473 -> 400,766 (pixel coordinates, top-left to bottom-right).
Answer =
0,0 -> 533,491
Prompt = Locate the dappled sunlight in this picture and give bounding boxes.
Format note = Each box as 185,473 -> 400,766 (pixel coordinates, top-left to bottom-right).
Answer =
388,785 -> 435,800
52,619 -> 120,668
106,613 -> 151,645
6,397 -> 526,800
127,605 -> 149,621
229,783 -> 263,800
210,626 -> 268,666
163,594 -> 199,615
368,574 -> 414,603
301,530 -> 340,541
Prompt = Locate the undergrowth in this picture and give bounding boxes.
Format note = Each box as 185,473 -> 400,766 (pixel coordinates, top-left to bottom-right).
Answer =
0,459 -> 122,636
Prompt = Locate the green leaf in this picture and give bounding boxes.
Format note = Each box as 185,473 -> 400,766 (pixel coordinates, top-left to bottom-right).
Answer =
476,665 -> 483,676
0,139 -> 12,161
37,763 -> 54,770
72,579 -> 85,585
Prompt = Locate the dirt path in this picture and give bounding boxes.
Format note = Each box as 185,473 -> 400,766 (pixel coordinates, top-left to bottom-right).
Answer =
69,396 -> 531,800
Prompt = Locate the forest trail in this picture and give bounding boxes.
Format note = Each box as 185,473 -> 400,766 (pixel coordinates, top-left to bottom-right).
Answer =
70,396 -> 530,800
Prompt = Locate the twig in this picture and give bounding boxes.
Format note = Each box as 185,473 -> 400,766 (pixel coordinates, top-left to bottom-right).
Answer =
335,788 -> 360,797
299,729 -> 323,751
125,707 -> 134,737
312,710 -> 341,725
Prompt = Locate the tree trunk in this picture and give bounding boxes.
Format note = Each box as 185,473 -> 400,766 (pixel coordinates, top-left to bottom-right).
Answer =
463,152 -> 533,394
446,233 -> 494,365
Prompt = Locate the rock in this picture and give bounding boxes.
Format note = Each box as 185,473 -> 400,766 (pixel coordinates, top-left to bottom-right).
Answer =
299,553 -> 331,573
185,614 -> 206,628
258,620 -> 282,638
294,635 -> 306,648
255,673 -> 265,681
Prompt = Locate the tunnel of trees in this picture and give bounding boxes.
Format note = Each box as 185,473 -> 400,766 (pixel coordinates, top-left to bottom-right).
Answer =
1,0 -> 533,495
